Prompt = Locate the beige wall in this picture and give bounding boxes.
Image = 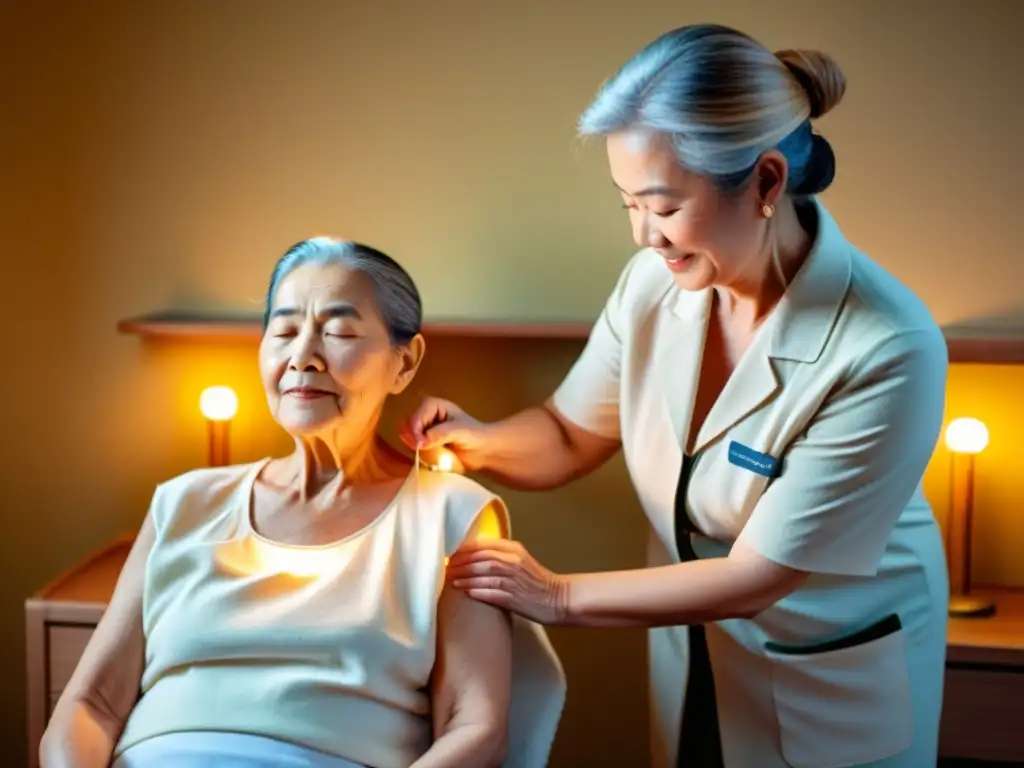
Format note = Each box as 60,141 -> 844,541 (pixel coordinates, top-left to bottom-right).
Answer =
1,1 -> 1021,764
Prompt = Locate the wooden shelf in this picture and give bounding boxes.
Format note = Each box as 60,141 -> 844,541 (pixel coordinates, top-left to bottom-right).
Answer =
117,311 -> 1024,362
943,327 -> 1024,365
117,312 -> 264,340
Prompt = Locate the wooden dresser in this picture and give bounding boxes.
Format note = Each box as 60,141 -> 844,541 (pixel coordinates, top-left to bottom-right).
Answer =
940,589 -> 1024,764
24,536 -> 134,768
24,538 -> 1024,767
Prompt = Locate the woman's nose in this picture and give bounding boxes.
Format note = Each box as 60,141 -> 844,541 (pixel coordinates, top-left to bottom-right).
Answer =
631,212 -> 667,249
290,357 -> 326,372
646,222 -> 669,249
288,332 -> 327,372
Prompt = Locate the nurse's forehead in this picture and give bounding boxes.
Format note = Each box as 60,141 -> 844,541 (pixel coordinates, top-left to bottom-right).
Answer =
606,131 -> 691,196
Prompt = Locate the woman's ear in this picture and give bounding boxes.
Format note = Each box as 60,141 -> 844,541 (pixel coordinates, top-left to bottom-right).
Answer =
754,150 -> 789,209
390,333 -> 426,395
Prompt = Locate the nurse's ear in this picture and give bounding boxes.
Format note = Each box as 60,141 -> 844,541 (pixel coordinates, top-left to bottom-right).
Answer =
754,150 -> 789,211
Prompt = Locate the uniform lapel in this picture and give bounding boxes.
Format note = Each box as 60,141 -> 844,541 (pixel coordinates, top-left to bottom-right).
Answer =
657,287 -> 712,452
767,202 -> 852,365
692,328 -> 781,454
692,200 -> 853,454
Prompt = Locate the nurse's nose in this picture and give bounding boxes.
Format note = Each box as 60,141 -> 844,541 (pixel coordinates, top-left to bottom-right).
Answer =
647,226 -> 670,249
630,211 -> 668,249
640,214 -> 670,249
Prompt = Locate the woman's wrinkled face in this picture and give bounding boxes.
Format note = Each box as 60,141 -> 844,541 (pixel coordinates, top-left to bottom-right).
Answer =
260,263 -> 419,439
606,129 -> 770,293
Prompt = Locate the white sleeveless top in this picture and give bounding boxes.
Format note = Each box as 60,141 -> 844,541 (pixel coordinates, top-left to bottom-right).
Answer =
113,457 -> 510,768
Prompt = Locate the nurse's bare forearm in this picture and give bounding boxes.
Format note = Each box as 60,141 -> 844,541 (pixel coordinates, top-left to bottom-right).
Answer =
562,544 -> 809,628
477,403 -> 620,491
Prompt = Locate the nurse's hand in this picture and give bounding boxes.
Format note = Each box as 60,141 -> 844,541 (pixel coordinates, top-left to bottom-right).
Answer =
399,396 -> 490,472
446,539 -> 571,625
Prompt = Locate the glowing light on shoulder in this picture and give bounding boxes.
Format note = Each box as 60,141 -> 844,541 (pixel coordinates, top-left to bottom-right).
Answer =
216,536 -> 343,579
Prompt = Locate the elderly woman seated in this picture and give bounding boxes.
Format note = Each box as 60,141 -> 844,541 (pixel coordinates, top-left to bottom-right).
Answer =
41,238 -> 552,768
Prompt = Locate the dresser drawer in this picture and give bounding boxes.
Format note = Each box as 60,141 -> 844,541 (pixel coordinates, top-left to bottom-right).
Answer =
939,665 -> 1024,762
47,625 -> 94,695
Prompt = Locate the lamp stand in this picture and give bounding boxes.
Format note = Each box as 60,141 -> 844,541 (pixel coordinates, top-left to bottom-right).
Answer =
206,419 -> 231,467
947,452 -> 995,618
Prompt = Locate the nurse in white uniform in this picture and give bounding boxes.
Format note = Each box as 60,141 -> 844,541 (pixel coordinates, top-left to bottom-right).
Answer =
403,23 -> 950,768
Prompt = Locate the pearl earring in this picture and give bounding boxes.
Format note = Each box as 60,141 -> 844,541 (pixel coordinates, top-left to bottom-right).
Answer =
761,203 -> 775,219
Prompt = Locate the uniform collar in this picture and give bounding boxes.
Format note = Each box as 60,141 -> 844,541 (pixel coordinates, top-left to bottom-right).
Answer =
665,198 -> 852,364
767,199 -> 852,363
657,199 -> 853,454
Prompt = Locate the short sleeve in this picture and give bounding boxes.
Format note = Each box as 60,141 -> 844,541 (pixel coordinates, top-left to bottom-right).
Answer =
736,328 -> 948,577
440,474 -> 511,554
550,253 -> 642,439
146,482 -> 170,538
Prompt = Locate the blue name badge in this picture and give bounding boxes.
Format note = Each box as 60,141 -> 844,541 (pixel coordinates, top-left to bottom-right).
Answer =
728,441 -> 778,478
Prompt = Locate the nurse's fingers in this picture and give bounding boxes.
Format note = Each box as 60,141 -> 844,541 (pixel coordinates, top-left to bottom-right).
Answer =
446,559 -> 513,581
462,588 -> 511,608
453,538 -> 522,556
400,396 -> 463,449
447,544 -> 520,567
451,573 -> 508,590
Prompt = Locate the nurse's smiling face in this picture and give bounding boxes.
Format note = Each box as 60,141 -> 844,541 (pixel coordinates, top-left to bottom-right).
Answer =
607,129 -> 777,294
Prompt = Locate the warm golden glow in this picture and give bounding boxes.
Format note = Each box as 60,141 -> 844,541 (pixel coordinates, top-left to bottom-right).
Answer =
944,417 -> 989,455
474,507 -> 506,539
200,385 -> 239,421
254,542 -> 341,577
216,536 -> 342,579
435,451 -> 455,472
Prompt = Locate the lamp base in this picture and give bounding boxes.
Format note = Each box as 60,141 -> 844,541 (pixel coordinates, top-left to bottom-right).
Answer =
948,595 -> 996,618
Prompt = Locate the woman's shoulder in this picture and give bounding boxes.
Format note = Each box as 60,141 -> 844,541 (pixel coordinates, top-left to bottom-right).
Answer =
805,202 -> 942,363
840,249 -> 945,359
811,247 -> 947,397
149,462 -> 263,531
409,469 -> 509,551
411,468 -> 502,512
157,462 -> 260,503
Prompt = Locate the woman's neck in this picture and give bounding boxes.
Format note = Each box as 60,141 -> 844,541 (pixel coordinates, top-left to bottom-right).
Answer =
281,432 -> 410,502
717,197 -> 815,326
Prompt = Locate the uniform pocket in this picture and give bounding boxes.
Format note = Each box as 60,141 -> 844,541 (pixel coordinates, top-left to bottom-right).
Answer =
766,614 -> 914,768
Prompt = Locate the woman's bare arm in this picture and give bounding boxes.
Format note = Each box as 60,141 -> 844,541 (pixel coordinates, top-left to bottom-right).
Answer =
413,504 -> 513,768
40,515 -> 154,767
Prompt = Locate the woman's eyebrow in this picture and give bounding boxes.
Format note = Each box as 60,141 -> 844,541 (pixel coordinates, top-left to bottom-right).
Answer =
268,303 -> 363,321
321,303 -> 363,320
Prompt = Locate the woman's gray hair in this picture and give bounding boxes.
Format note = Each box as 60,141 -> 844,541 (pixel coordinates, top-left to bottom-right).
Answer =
578,24 -> 846,196
263,237 -> 422,346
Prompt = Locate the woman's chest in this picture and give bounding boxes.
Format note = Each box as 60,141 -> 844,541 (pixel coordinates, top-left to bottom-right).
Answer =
142,518 -> 446,677
250,480 -> 404,546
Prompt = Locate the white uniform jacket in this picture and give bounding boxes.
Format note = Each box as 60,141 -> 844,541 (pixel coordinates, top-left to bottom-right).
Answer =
553,200 -> 949,768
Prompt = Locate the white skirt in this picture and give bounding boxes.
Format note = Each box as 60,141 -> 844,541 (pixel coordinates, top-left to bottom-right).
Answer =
113,731 -> 365,768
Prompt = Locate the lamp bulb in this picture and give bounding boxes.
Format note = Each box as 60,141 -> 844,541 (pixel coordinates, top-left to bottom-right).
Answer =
200,386 -> 238,422
944,417 -> 989,455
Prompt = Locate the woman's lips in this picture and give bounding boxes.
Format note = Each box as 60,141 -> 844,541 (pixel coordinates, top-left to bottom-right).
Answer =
661,252 -> 696,272
283,388 -> 332,400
